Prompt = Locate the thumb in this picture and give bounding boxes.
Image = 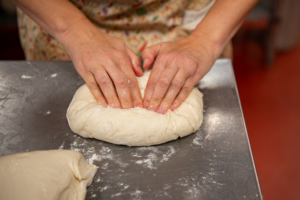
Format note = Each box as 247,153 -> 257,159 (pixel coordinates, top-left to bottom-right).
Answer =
142,43 -> 161,70
126,47 -> 143,76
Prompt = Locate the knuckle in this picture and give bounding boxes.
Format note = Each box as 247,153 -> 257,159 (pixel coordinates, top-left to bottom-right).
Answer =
84,56 -> 97,68
75,61 -> 86,75
173,54 -> 184,62
86,81 -> 99,91
128,79 -> 138,88
170,80 -> 182,90
116,51 -> 126,60
194,68 -> 202,77
158,76 -> 170,87
158,53 -> 167,60
186,59 -> 196,68
115,77 -> 128,87
147,80 -> 156,90
151,95 -> 161,103
98,76 -> 111,86
181,86 -> 190,94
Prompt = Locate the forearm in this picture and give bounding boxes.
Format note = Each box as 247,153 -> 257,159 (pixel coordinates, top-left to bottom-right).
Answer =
191,0 -> 259,58
12,0 -> 90,44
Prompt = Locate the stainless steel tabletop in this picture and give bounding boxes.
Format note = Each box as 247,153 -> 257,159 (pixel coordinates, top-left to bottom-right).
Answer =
0,59 -> 262,200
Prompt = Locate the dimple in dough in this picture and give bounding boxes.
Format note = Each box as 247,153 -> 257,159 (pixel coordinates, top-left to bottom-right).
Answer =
0,150 -> 98,200
67,70 -> 203,146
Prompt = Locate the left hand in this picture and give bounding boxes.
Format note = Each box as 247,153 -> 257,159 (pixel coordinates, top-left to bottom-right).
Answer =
142,35 -> 219,114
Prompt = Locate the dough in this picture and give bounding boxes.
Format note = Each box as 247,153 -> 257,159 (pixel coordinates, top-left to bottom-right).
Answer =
67,70 -> 203,146
0,150 -> 98,200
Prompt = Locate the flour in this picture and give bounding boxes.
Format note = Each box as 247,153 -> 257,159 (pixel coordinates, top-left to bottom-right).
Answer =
193,135 -> 204,147
130,190 -> 143,199
21,75 -> 34,79
95,178 -> 101,183
160,146 -> 176,162
185,184 -> 201,200
135,153 -> 158,169
134,146 -> 178,169
58,142 -> 64,150
44,110 -> 51,115
175,167 -> 226,200
69,138 -> 129,168
111,193 -> 121,197
87,154 -> 100,165
50,73 -> 57,78
121,184 -> 130,191
163,184 -> 171,190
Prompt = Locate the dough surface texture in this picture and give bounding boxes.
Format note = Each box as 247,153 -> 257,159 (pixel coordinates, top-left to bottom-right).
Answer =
67,70 -> 203,146
0,150 -> 98,200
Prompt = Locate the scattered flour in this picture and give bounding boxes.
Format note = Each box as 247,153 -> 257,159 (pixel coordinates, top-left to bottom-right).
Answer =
193,136 -> 204,147
69,139 -> 129,168
44,110 -> 51,115
21,75 -> 33,79
50,73 -> 57,78
63,135 -> 224,199
95,178 -> 101,183
58,142 -> 64,150
111,193 -> 121,198
130,190 -> 143,199
134,146 -> 177,169
87,154 -> 100,165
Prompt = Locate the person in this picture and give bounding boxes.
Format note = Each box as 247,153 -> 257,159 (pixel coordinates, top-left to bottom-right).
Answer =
12,0 -> 258,114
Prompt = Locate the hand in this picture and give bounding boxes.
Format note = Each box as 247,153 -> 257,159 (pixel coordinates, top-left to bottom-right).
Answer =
142,35 -> 218,114
62,19 -> 143,109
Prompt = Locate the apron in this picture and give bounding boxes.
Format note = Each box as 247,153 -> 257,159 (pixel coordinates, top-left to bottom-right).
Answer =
17,0 -> 213,60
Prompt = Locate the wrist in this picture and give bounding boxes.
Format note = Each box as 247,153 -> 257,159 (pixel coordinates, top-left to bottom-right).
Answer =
187,30 -> 223,60
56,18 -> 102,51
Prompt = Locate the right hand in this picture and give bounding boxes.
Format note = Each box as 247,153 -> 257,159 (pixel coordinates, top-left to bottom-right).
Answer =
61,18 -> 143,109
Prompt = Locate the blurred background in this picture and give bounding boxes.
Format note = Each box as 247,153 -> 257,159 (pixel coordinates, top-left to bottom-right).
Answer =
0,0 -> 299,199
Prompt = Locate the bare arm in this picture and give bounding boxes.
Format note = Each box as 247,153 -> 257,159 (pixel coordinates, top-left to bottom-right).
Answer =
192,0 -> 257,57
12,0 -> 144,109
142,0 -> 258,114
12,0 -> 86,45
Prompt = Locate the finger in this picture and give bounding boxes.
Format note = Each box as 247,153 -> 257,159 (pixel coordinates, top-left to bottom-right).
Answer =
126,47 -> 143,76
142,58 -> 165,108
156,70 -> 188,114
142,43 -> 161,70
118,55 -> 144,108
93,67 -> 122,109
81,72 -> 108,107
147,66 -> 179,112
170,78 -> 195,111
105,57 -> 133,109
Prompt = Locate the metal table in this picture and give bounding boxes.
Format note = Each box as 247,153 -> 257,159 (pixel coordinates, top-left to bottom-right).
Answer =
0,59 -> 262,200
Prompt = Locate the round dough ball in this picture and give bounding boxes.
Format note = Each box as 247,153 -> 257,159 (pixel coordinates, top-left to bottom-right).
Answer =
0,150 -> 98,200
67,70 -> 203,146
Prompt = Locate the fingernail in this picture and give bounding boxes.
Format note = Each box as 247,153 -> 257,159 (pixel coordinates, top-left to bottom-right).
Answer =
111,103 -> 121,109
171,101 -> 179,111
143,100 -> 149,108
134,102 -> 143,108
98,100 -> 108,107
147,104 -> 155,111
157,108 -> 165,114
133,60 -> 141,69
144,58 -> 148,64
